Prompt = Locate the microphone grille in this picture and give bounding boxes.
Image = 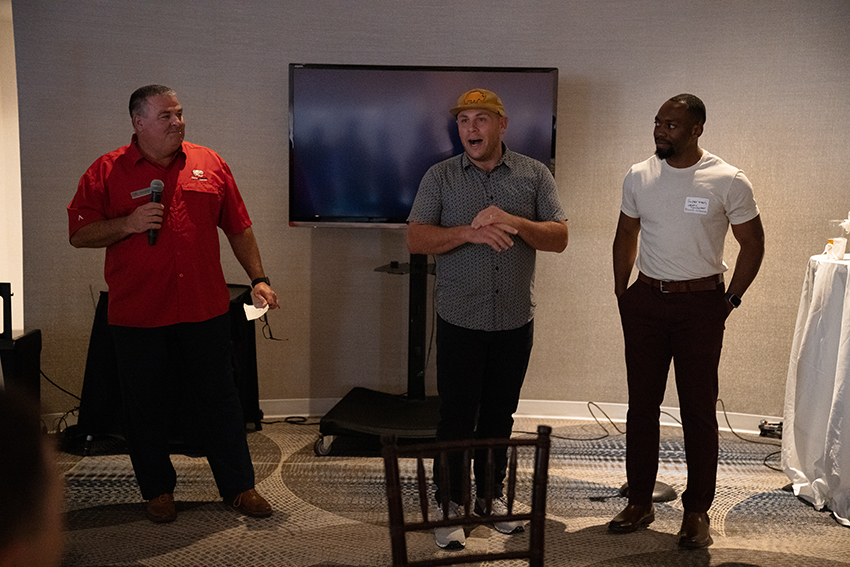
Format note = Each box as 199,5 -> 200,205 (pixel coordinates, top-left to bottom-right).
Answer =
150,179 -> 164,191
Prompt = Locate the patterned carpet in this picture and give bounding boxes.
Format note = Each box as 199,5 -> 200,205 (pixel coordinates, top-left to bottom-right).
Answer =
57,417 -> 850,566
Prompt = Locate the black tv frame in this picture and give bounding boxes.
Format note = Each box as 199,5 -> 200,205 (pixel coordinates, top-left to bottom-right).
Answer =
288,63 -> 559,228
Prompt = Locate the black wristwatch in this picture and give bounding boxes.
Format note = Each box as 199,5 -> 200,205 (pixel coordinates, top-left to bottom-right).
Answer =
251,276 -> 270,288
725,292 -> 741,308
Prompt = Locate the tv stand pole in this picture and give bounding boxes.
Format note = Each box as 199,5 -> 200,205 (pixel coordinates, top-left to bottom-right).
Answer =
314,254 -> 440,456
406,253 -> 427,400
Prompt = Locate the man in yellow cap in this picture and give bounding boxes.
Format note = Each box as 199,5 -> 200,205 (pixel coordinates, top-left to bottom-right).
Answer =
407,88 -> 569,550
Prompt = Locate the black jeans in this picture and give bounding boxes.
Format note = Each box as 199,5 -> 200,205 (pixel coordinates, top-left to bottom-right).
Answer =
110,313 -> 255,501
433,316 -> 534,504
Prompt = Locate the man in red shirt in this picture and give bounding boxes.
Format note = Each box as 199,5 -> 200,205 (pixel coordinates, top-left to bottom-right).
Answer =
68,85 -> 278,523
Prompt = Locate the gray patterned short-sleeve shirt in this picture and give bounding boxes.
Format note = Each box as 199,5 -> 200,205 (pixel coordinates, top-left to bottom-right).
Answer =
408,146 -> 566,331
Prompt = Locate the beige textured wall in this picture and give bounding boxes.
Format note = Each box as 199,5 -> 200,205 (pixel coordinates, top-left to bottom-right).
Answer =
12,1 -> 850,418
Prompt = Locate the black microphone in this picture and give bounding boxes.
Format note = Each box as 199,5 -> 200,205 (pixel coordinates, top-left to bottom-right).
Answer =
148,180 -> 164,245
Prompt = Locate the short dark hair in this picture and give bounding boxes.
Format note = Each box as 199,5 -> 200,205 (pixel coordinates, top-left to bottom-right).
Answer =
129,84 -> 177,118
0,390 -> 50,552
668,93 -> 706,125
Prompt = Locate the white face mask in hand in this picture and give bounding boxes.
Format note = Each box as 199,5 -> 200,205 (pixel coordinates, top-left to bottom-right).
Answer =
243,302 -> 269,321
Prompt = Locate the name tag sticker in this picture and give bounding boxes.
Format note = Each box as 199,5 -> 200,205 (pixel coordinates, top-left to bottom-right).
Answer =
684,197 -> 709,215
131,187 -> 152,200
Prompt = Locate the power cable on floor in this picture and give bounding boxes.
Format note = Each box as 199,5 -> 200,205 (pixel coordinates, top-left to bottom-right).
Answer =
41,369 -> 81,401
515,397 -> 782,473
262,415 -> 321,427
52,406 -> 80,435
715,398 -> 782,472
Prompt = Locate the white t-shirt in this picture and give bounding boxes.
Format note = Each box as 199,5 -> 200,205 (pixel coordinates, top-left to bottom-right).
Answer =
621,150 -> 759,281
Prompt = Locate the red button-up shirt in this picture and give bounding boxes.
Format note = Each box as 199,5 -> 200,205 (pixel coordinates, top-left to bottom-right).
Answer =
69,138 -> 252,327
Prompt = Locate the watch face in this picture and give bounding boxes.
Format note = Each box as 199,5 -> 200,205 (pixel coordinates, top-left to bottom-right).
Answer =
728,294 -> 741,307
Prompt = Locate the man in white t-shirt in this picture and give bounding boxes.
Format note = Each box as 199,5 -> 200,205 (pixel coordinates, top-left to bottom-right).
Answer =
608,94 -> 765,548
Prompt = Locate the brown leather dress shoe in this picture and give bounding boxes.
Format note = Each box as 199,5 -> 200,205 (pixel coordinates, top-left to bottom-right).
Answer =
678,511 -> 713,548
608,503 -> 655,533
229,488 -> 273,518
146,493 -> 176,523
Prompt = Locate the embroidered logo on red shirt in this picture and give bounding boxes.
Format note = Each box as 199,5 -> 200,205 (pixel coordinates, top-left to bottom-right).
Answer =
191,169 -> 208,180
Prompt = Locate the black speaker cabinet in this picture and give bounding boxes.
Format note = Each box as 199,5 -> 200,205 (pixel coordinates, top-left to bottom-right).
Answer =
0,329 -> 42,401
227,285 -> 263,430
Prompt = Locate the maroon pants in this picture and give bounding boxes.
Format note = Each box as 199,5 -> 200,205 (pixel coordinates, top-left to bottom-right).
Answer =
618,278 -> 727,513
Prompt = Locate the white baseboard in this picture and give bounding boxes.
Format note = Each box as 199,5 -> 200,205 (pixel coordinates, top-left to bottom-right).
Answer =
513,399 -> 781,436
259,397 -> 782,436
43,398 -> 781,437
260,398 -> 340,420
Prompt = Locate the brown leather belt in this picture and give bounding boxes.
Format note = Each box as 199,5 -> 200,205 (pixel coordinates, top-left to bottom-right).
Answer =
638,272 -> 723,293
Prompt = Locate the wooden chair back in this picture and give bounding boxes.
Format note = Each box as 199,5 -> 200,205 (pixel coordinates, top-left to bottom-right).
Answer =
382,424 -> 552,566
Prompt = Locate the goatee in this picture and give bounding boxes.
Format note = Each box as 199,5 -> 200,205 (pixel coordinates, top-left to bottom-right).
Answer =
655,146 -> 673,160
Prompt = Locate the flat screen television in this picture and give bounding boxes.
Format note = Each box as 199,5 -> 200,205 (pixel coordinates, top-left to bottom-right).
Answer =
288,64 -> 559,228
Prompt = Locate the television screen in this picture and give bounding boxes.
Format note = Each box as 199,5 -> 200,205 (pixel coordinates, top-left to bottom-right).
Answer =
289,64 -> 558,228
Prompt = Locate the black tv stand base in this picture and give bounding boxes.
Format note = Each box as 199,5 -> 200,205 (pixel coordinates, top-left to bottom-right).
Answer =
315,387 -> 440,455
315,254 -> 436,456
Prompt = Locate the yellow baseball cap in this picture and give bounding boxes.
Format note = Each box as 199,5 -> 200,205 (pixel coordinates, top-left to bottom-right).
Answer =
450,88 -> 506,117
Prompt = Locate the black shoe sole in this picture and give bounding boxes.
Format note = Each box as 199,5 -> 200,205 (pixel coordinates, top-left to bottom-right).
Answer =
436,541 -> 465,551
608,514 -> 654,534
475,500 -> 526,534
494,524 -> 525,535
146,512 -> 177,523
678,535 -> 713,549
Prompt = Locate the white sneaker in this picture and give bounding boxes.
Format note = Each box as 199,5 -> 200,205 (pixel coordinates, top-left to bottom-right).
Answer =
434,501 -> 465,550
475,496 -> 525,534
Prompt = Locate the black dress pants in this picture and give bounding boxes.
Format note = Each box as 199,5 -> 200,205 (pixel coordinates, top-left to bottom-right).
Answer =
110,313 -> 255,501
618,279 -> 726,513
433,316 -> 534,504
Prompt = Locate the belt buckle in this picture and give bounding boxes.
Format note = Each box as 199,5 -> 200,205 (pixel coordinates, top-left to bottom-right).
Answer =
659,280 -> 672,293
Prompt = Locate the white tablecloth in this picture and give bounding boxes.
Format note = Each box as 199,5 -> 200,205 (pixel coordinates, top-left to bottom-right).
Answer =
782,254 -> 850,526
